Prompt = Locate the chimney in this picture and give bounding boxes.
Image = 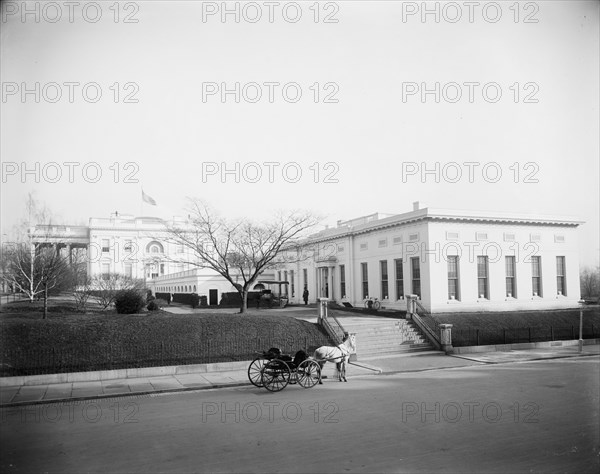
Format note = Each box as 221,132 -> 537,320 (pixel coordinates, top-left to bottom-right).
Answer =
413,201 -> 420,211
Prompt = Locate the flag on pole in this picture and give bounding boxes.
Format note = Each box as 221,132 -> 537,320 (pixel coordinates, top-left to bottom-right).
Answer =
142,189 -> 157,206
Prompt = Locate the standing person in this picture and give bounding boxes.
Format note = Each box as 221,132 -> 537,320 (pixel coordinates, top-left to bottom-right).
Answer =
303,287 -> 309,305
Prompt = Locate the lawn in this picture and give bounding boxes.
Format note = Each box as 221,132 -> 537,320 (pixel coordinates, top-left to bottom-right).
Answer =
0,301 -> 333,376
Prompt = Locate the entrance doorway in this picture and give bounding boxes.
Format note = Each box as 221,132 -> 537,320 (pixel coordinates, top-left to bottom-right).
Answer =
209,289 -> 218,306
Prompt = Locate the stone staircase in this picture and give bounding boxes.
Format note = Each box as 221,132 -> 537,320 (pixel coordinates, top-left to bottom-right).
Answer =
342,318 -> 434,358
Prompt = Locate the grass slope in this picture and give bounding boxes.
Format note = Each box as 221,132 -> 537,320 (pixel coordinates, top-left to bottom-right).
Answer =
0,303 -> 333,376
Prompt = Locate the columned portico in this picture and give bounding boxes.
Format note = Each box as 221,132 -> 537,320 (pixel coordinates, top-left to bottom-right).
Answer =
316,257 -> 337,301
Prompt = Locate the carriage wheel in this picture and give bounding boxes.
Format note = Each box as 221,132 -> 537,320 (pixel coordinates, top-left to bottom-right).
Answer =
261,359 -> 291,392
247,356 -> 268,387
297,360 -> 321,388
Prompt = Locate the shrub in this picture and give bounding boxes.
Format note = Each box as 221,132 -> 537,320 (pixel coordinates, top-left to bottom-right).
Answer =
191,293 -> 200,309
155,298 -> 168,308
147,300 -> 159,311
115,289 -> 146,314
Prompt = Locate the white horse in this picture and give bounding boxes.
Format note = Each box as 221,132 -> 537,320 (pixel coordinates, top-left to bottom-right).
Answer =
313,334 -> 356,382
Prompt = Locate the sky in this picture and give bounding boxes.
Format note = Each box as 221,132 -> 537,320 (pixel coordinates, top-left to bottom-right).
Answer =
1,1 -> 599,266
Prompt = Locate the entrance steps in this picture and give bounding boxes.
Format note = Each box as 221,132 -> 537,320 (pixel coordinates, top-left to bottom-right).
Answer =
341,318 -> 435,358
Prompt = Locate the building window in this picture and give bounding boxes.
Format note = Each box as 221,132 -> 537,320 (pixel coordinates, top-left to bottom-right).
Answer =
395,259 -> 404,300
124,264 -> 132,277
101,239 -> 110,253
361,263 -> 369,299
556,257 -> 566,296
339,265 -> 346,298
124,240 -> 133,253
284,271 -> 288,295
447,256 -> 460,300
380,260 -> 389,299
505,256 -> 516,298
101,262 -> 110,279
160,264 -> 165,275
303,268 -> 308,289
360,243 -> 368,251
411,257 -> 420,298
532,256 -> 542,296
146,241 -> 164,254
378,239 -> 387,248
477,256 -> 489,299
290,270 -> 295,297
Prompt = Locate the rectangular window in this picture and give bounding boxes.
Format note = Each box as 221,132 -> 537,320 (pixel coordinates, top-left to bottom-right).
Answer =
380,260 -> 389,299
532,256 -> 542,296
124,264 -> 132,277
505,256 -> 516,298
477,256 -> 489,299
284,271 -> 288,295
101,263 -> 110,279
290,270 -> 295,297
411,257 -> 420,298
447,256 -> 460,300
160,263 -> 165,275
101,239 -> 110,253
339,265 -> 346,298
361,263 -> 369,299
303,268 -> 308,290
124,240 -> 133,253
556,257 -> 566,296
395,259 -> 404,300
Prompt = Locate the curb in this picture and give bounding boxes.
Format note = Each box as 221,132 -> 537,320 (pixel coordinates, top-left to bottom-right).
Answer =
450,351 -> 600,365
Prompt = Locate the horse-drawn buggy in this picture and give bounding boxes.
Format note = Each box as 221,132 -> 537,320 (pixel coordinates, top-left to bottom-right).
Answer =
247,334 -> 356,392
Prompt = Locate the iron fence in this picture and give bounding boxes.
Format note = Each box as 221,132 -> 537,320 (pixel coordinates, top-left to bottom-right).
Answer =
452,325 -> 600,347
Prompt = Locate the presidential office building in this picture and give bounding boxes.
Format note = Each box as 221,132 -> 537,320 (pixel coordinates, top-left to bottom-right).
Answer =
276,203 -> 583,313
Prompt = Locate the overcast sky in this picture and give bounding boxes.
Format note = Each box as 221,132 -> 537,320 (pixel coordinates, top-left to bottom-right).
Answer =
1,1 -> 598,265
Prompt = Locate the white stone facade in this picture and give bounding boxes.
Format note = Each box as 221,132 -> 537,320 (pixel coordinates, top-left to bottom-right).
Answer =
275,206 -> 583,313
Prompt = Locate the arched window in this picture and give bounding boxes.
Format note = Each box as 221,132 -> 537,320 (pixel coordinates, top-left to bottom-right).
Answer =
193,285 -> 197,292
146,241 -> 164,254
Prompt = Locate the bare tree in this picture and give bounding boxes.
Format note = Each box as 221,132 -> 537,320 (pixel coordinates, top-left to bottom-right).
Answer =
0,193 -> 86,317
165,199 -> 320,313
580,265 -> 600,299
1,242 -> 73,318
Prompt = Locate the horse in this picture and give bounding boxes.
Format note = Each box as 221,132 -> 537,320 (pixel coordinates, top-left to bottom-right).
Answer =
313,334 -> 356,383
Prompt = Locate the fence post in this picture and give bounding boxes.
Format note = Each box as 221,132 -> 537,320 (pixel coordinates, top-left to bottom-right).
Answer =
439,324 -> 453,354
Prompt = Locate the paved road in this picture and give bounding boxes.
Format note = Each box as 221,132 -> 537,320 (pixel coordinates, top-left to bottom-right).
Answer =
1,357 -> 598,473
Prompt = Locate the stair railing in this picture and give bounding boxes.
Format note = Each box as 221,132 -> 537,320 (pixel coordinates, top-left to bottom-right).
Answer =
406,295 -> 442,350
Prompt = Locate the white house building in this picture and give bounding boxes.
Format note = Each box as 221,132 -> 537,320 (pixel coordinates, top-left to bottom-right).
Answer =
275,203 -> 583,313
31,213 -> 269,304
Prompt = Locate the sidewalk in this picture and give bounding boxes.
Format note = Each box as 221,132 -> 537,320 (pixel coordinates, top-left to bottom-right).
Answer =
1,345 -> 598,407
